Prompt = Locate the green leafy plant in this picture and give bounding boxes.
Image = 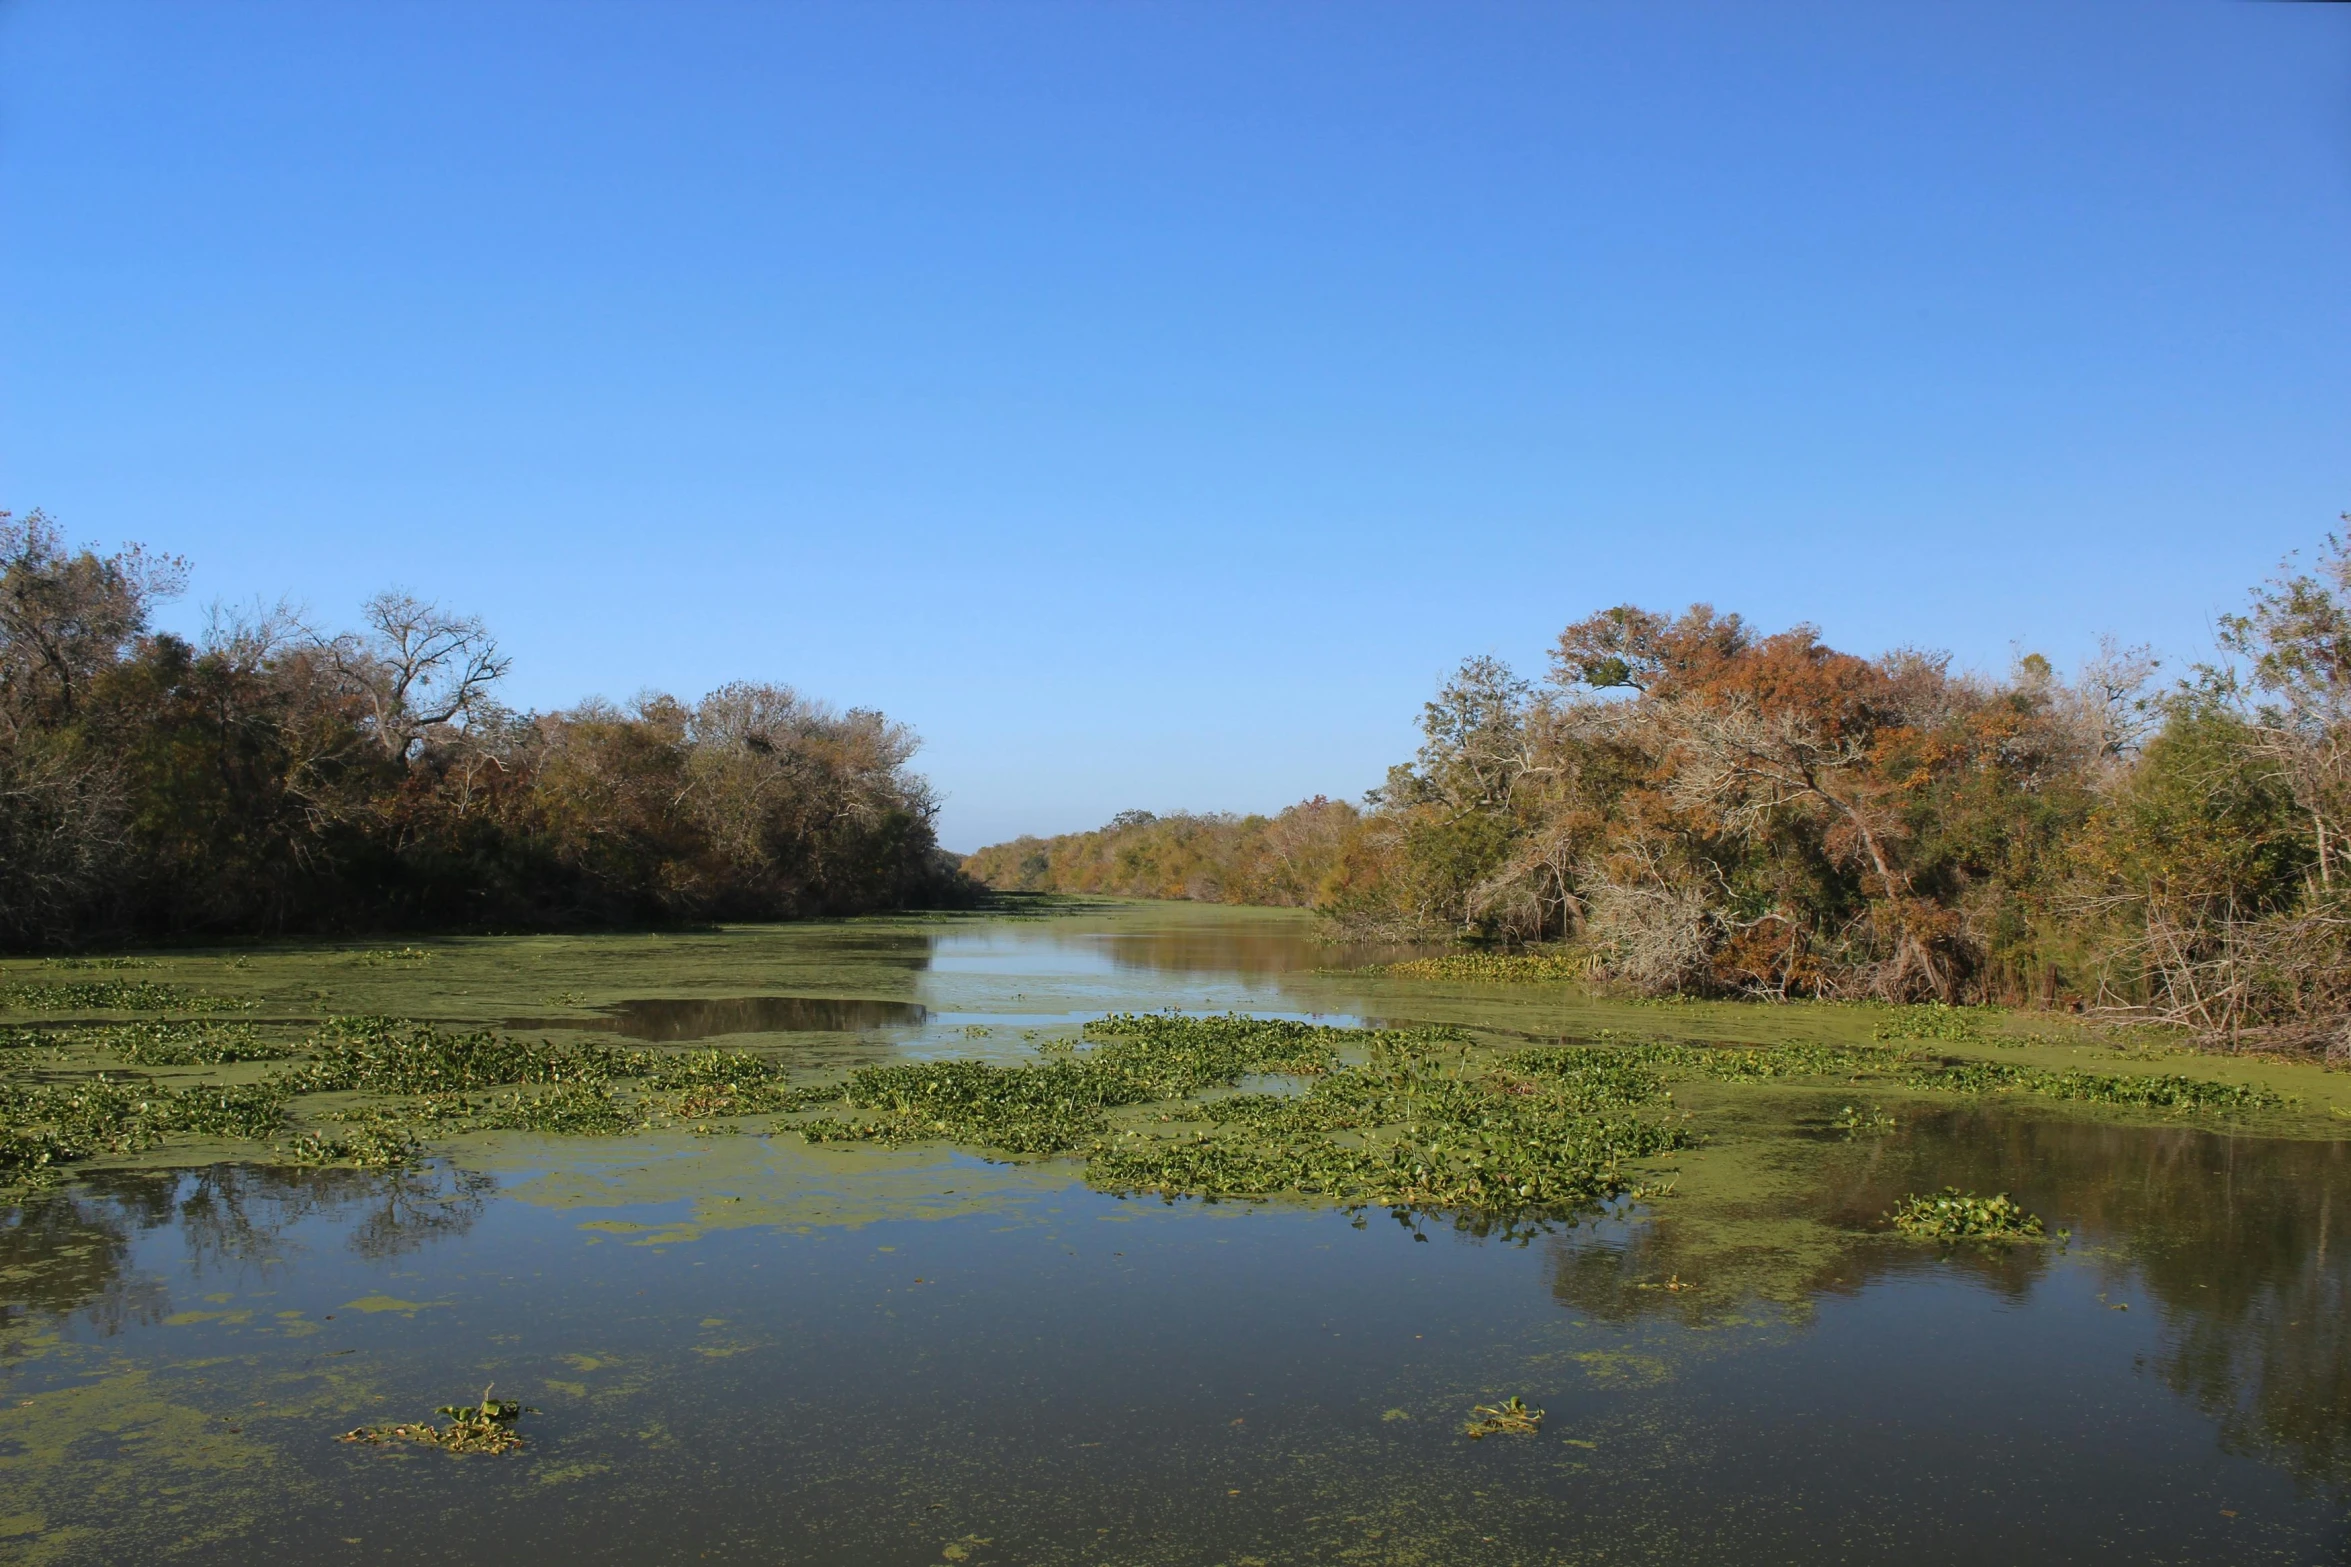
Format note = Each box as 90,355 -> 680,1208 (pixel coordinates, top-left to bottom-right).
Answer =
0,980 -> 247,1013
341,1387 -> 532,1454
1887,1189 -> 2046,1241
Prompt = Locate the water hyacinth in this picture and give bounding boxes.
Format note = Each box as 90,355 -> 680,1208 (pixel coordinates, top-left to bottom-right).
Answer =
341,1387 -> 532,1454
1379,952 -> 1584,983
0,1077 -> 289,1171
77,1020 -> 291,1065
0,997 -> 2307,1190
1900,1058 -> 2289,1112
282,1017 -> 632,1095
0,979 -> 247,1013
1887,1189 -> 2046,1241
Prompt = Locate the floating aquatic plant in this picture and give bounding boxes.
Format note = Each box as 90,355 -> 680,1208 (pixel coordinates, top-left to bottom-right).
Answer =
1900,1058 -> 2289,1112
0,979 -> 247,1013
79,1021 -> 292,1066
1887,1189 -> 2046,1241
341,1387 -> 531,1454
283,1017 -> 630,1095
1463,1396 -> 1543,1438
799,1013 -> 1351,1155
1874,1003 -> 2000,1042
0,1078 -> 288,1172
284,1124 -> 419,1169
1379,952 -> 1584,983
350,947 -> 434,966
0,996 -> 2309,1201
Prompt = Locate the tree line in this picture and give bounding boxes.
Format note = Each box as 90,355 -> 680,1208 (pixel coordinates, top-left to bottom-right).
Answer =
969,525 -> 2351,1050
0,510 -> 971,943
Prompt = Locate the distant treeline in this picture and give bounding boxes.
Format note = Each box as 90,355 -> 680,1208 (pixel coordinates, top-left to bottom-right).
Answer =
963,799 -> 1360,908
0,510 -> 973,944
969,523 -> 2351,1050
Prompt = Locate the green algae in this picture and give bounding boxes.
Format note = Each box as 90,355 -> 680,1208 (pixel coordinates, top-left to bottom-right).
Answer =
0,1353 -> 358,1565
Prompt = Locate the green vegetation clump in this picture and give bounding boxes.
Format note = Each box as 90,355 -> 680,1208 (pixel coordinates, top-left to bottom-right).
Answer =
1463,1397 -> 1544,1438
1874,1003 -> 2001,1042
795,1016 -> 1687,1215
799,1013 -> 1346,1154
282,1017 -> 630,1095
457,1085 -> 651,1136
284,1124 -> 421,1169
0,1077 -> 287,1173
0,986 -> 2308,1199
1508,1033 -> 2290,1116
1902,1058 -> 2290,1113
1082,1022 -> 1688,1213
1532,1034 -> 1894,1081
341,1388 -> 532,1454
0,979 -> 245,1013
1381,951 -> 1583,983
1887,1189 -> 2047,1241
79,1020 -> 291,1065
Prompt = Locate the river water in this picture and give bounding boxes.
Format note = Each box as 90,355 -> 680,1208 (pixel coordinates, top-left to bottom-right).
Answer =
2,905 -> 2346,1564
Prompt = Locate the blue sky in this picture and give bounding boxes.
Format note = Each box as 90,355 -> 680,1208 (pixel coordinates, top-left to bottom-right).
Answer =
3,1 -> 2347,850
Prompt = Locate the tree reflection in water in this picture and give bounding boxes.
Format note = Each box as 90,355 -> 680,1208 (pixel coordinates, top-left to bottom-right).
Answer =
0,1162 -> 493,1344
1548,1108 -> 2351,1492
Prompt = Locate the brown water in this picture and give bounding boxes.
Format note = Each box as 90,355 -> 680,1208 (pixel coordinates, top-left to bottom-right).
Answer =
1,906 -> 2345,1564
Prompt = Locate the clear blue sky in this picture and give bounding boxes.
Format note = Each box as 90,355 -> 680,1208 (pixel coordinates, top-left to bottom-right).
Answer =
3,2 -> 2347,850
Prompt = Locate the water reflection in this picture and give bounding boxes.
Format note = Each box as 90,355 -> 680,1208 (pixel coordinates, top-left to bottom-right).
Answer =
0,1164 -> 492,1343
0,1189 -> 160,1341
1550,1109 -> 2351,1493
925,916 -> 1414,981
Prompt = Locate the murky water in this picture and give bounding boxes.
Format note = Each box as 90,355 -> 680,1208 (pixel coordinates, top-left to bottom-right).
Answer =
508,996 -> 931,1040
3,905 -> 2348,1563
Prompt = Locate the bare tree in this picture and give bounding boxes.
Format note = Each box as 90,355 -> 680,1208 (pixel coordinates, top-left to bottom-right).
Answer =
201,597 -> 312,674
2056,635 -> 2162,767
2214,533 -> 2351,890
331,591 -> 510,763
